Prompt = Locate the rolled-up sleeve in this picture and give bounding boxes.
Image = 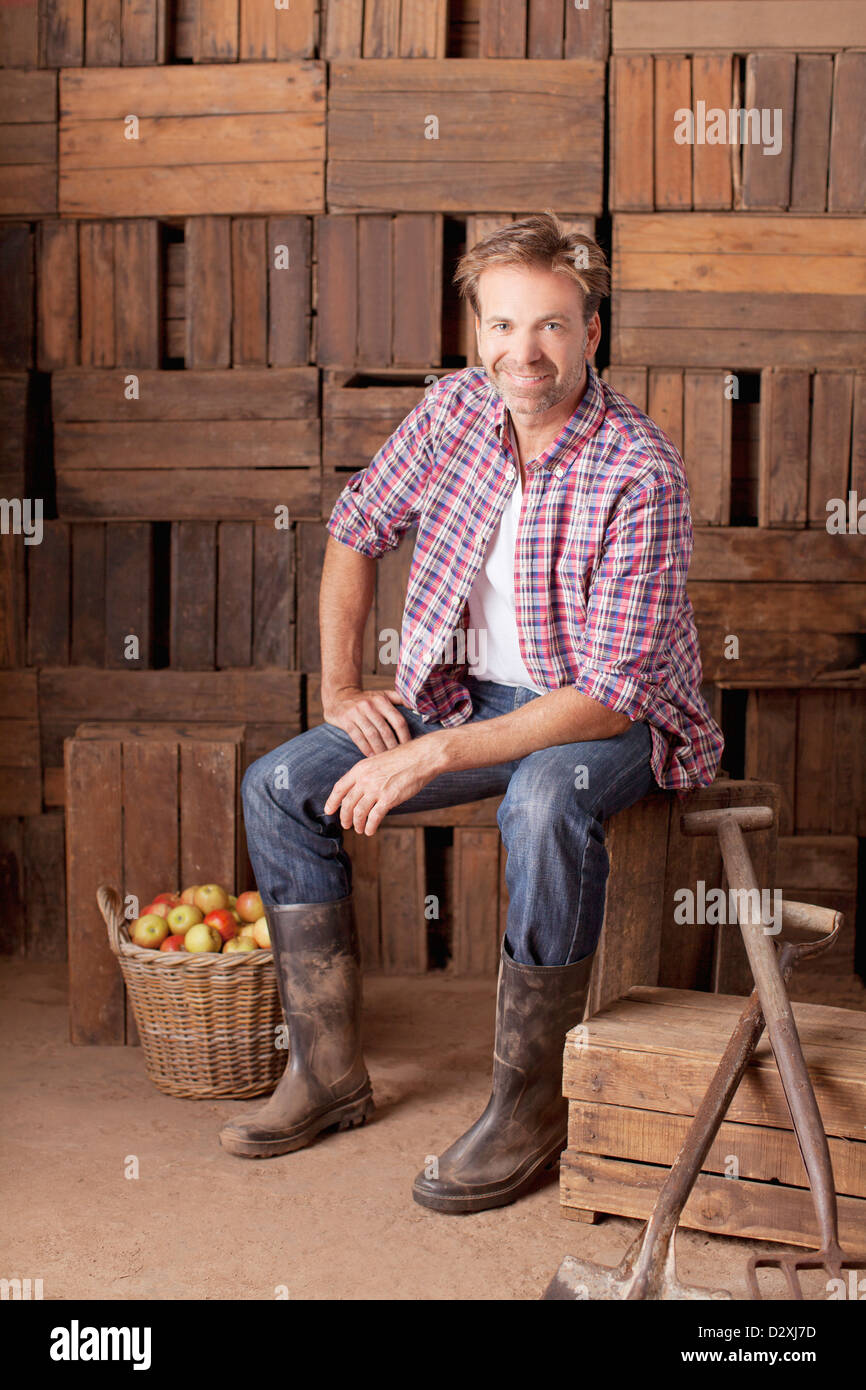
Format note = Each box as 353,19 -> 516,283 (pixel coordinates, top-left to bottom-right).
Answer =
325,388 -> 437,559
572,479 -> 690,721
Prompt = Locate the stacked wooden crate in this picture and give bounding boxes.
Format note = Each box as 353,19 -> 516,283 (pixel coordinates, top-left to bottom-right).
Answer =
0,0 -> 862,991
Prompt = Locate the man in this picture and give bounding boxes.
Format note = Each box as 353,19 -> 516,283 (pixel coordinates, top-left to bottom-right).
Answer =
220,213 -> 724,1214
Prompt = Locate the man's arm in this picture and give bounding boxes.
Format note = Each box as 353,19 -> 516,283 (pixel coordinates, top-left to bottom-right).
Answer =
431,688 -> 630,774
319,536 -> 374,707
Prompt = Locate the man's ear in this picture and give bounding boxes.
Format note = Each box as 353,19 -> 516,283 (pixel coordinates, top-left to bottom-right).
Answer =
585,311 -> 602,359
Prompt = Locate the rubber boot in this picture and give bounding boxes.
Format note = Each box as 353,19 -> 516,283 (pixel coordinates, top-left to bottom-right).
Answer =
412,936 -> 594,1213
219,893 -> 374,1158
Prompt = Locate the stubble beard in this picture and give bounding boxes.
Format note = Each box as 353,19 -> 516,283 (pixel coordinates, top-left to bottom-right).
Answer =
486,331 -> 589,419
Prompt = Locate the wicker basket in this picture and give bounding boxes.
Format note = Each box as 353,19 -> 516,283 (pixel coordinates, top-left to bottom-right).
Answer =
98,883 -> 284,1099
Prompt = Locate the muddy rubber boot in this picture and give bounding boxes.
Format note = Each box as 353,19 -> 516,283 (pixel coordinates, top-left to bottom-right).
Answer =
412,936 -> 594,1213
219,893 -> 374,1158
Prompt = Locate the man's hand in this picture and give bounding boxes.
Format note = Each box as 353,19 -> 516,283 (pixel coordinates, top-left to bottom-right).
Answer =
323,737 -> 446,836
322,685 -> 412,756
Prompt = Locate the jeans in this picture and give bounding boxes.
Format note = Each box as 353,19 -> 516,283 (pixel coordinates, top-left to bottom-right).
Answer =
241,675 -> 657,967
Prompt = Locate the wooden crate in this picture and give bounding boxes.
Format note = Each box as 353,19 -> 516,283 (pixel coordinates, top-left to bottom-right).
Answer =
327,59 -> 605,213
610,52 -> 866,214
561,985 -> 866,1248
39,0 -> 169,65
323,0 -> 448,57
65,721 -> 250,1044
0,71 -> 57,217
52,368 -> 320,520
611,214 -> 866,368
58,63 -> 325,216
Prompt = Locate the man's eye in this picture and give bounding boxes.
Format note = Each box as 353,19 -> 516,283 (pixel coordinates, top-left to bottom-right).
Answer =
544,322 -> 562,330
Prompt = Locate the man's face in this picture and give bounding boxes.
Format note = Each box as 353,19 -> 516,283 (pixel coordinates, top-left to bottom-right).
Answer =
474,264 -> 600,418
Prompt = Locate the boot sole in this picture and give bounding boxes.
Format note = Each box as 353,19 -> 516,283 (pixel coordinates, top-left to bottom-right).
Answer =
220,1090 -> 374,1159
411,1138 -> 564,1215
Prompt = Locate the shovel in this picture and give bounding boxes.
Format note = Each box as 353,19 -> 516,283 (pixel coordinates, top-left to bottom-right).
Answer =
544,805 -> 842,1300
687,806 -> 866,1301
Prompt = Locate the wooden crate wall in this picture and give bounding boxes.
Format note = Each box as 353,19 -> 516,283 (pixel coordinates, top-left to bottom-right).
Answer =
0,71 -> 57,215
611,52 -> 866,213
322,0 -> 610,60
610,1 -> 866,52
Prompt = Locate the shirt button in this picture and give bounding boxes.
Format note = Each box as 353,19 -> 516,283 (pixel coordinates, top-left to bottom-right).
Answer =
554,467 -> 565,479
506,466 -> 517,480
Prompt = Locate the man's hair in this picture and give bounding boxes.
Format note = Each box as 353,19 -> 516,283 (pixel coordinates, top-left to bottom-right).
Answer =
454,211 -> 610,327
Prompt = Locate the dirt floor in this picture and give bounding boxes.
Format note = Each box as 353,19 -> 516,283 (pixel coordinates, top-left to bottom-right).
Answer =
2,958 -> 863,1302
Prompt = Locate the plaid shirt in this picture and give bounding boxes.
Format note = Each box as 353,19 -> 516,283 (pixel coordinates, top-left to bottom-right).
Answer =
325,363 -> 724,791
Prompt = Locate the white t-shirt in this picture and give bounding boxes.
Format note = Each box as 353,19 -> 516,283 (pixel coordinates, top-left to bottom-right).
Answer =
466,419 -> 548,693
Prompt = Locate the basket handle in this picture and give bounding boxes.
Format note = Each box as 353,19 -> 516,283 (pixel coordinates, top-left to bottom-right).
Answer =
97,883 -> 130,954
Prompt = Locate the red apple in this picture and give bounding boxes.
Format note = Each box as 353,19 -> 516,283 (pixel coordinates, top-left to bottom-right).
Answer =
204,909 -> 237,943
184,922 -> 222,954
236,890 -> 264,924
166,904 -> 203,935
141,900 -> 172,919
132,913 -> 170,949
180,885 -> 200,906
194,884 -> 230,915
152,892 -> 180,906
160,934 -> 186,952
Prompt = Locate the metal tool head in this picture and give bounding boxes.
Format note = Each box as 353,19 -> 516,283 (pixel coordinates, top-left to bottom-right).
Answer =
747,1246 -> 866,1301
542,1225 -> 733,1301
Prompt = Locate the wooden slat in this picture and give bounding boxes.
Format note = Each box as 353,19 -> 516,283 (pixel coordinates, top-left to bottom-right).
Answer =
56,465 -> 320,522
0,225 -> 34,370
647,368 -> 683,451
40,0 -> 84,65
70,523 -> 105,665
113,219 -> 159,367
27,521 -> 69,667
691,527 -> 864,583
683,371 -> 731,524
610,54 -> 653,210
795,689 -> 835,834
53,366 -> 317,419
745,691 -> 797,835
1,0 -> 40,65
323,0 -> 363,57
604,366 -> 647,409
480,0 -> 527,56
691,54 -> 733,209
343,824 -> 381,968
252,522 -> 292,667
122,0 -> 166,64
400,0 -> 447,56
392,214 -> 442,367
23,812 -> 66,962
36,220 -> 77,370
185,216 -> 231,368
452,826 -> 501,974
268,216 -> 311,365
561,1152 -> 866,1249
758,369 -> 810,527
86,0 -> 122,65
357,215 -> 392,365
79,223 -> 115,367
654,55 -> 691,210
216,522 -> 253,668
791,55 -> 833,213
316,215 -> 358,364
378,825 -> 426,971
104,522 -> 152,667
808,372 -> 853,527
588,793 -> 671,1015
828,52 -> 866,214
169,522 -> 217,669
831,692 -> 865,838
275,0 -> 316,58
698,630 -> 862,685
231,217 -> 267,366
194,0 -> 239,60
179,738 -> 240,888
611,1 -> 865,52
527,0 -> 563,57
65,736 -> 125,1044
740,53 -> 795,211
363,0 -> 401,56
564,0 -> 609,59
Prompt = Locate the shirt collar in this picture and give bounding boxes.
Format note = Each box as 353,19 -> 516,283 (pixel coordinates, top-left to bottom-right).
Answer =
491,361 -> 606,476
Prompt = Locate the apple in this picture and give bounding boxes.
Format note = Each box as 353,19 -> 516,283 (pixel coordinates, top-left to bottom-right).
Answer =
132,913 -> 170,949
194,884 -> 230,915
180,885 -> 200,906
152,892 -> 180,906
166,904 -> 203,935
238,923 -> 258,941
160,934 -> 186,952
141,900 -> 174,919
228,894 -> 237,907
252,916 -> 271,949
184,923 -> 222,954
223,936 -> 258,954
236,890 -> 264,923
204,909 -> 237,943
229,909 -> 242,925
